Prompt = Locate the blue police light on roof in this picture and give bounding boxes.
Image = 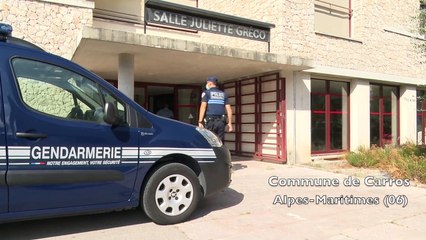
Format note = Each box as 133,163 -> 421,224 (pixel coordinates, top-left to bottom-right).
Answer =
0,23 -> 13,41
0,23 -> 44,51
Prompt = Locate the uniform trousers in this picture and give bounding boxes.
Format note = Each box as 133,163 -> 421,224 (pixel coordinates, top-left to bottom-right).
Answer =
205,116 -> 226,141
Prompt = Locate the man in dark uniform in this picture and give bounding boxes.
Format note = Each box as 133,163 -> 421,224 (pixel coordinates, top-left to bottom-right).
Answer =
198,77 -> 233,141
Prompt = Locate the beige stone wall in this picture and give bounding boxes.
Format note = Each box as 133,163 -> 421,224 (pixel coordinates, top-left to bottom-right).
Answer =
0,0 -> 93,59
199,0 -> 293,55
280,0 -> 316,59
198,0 -> 316,61
314,0 -> 426,79
1,0 -> 424,79
199,0 -> 425,79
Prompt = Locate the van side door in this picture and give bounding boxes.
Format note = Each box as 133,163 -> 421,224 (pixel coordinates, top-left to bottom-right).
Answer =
4,56 -> 140,212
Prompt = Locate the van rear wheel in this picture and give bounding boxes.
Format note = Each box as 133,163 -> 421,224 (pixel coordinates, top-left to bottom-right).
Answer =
142,163 -> 201,224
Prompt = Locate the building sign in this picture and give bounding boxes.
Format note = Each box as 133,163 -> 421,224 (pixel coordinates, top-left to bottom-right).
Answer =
145,8 -> 271,42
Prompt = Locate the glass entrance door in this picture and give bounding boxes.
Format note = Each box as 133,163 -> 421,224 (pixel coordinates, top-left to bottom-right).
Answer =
132,83 -> 200,122
134,86 -> 146,108
148,86 -> 174,119
175,86 -> 201,124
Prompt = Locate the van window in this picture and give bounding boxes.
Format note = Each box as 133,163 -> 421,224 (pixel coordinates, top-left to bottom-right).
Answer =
11,58 -> 126,124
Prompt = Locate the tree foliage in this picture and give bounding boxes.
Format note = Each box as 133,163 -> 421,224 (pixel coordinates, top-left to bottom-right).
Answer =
420,0 -> 426,55
421,1 -> 426,32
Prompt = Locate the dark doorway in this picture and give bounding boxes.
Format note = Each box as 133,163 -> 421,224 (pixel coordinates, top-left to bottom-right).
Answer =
109,81 -> 201,122
148,86 -> 175,119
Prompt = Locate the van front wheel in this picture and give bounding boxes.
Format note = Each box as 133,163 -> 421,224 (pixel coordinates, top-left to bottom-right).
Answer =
142,163 -> 201,224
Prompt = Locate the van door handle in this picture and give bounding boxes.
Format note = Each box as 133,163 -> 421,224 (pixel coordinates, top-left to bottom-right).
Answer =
16,132 -> 48,139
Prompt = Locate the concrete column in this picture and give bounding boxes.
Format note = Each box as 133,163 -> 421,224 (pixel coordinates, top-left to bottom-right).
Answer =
391,90 -> 398,144
399,85 -> 417,144
350,79 -> 370,151
282,70 -> 311,164
282,70 -> 296,164
118,53 -> 134,100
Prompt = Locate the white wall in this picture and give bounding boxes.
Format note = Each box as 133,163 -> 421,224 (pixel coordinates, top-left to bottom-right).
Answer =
350,79 -> 370,151
283,70 -> 311,164
399,85 -> 417,144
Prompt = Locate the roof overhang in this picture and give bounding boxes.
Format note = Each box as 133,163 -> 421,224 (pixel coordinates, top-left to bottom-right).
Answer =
72,26 -> 314,84
304,66 -> 426,86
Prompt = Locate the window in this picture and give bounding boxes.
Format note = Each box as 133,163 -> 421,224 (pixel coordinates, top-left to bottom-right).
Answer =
93,0 -> 142,24
12,58 -> 126,124
311,79 -> 349,153
315,0 -> 352,38
370,85 -> 399,147
417,90 -> 426,145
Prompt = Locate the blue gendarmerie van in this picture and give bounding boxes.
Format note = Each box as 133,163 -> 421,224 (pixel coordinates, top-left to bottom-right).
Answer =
0,23 -> 232,225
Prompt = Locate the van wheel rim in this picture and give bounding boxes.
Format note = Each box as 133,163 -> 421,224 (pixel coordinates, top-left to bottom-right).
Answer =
155,174 -> 194,216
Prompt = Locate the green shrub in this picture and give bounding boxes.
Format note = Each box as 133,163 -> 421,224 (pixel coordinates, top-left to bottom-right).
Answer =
346,147 -> 379,167
345,144 -> 426,184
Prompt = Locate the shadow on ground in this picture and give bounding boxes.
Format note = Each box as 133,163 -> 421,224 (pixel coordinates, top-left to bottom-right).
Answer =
0,209 -> 149,239
0,188 -> 243,239
232,163 -> 248,171
190,187 -> 244,220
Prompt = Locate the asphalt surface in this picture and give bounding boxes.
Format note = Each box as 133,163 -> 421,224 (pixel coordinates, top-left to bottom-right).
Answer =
1,160 -> 425,240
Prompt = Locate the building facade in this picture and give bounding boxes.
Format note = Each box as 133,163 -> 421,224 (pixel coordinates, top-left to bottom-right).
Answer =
1,0 -> 425,164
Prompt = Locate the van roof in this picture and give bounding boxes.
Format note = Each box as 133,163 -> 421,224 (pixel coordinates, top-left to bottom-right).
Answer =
6,37 -> 45,52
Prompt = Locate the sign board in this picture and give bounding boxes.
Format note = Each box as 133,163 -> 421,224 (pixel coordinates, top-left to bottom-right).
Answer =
145,8 -> 271,42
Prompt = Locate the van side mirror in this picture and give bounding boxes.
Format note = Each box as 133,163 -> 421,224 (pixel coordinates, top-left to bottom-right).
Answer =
103,102 -> 120,125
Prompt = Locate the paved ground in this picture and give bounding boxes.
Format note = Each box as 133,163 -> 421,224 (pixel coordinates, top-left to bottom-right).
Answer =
1,159 -> 425,240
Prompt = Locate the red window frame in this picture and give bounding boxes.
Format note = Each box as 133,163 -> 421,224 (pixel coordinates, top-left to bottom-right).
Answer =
417,90 -> 426,145
311,79 -> 350,154
369,84 -> 400,147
